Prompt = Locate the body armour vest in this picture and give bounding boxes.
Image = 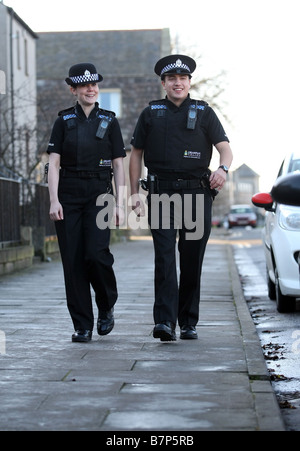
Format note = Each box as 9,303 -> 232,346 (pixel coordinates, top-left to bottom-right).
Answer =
58,105 -> 115,170
144,98 -> 212,177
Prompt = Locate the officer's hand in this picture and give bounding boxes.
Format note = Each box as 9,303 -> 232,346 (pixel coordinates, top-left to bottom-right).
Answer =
209,168 -> 227,190
114,206 -> 125,227
49,201 -> 64,221
131,194 -> 145,217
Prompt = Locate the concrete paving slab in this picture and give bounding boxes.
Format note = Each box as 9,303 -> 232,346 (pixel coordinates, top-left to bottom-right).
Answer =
0,234 -> 285,431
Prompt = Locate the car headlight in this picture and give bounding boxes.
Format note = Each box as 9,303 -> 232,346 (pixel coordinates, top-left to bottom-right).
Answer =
278,205 -> 300,231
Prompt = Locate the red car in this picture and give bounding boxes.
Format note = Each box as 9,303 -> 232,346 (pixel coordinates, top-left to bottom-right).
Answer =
228,204 -> 257,228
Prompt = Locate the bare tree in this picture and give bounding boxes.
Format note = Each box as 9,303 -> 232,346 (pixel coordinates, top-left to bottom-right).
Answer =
0,82 -> 37,180
172,38 -> 230,122
0,80 -> 53,181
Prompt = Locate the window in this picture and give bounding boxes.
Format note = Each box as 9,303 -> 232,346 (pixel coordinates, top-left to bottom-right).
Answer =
16,31 -> 21,70
98,89 -> 122,117
237,182 -> 253,193
289,159 -> 300,173
24,39 -> 28,76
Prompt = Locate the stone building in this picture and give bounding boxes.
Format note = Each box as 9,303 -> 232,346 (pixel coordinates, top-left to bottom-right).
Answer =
36,29 -> 171,187
36,29 -> 170,145
212,164 -> 260,220
0,2 -> 38,180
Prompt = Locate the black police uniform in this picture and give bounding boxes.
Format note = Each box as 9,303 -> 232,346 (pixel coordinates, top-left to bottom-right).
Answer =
131,95 -> 229,328
47,101 -> 125,332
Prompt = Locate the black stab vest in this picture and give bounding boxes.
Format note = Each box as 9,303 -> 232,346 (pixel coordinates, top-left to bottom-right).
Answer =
144,99 -> 212,177
59,105 -> 115,170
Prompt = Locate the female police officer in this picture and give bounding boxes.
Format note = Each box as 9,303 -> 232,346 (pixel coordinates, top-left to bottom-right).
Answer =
130,55 -> 233,342
48,63 -> 126,343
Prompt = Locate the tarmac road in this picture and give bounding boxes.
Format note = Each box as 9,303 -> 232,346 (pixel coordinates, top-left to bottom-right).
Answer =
222,226 -> 300,431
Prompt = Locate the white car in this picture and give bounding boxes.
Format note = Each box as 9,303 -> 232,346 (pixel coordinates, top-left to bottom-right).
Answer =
252,151 -> 300,313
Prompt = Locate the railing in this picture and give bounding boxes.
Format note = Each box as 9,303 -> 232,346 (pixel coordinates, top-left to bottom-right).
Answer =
0,177 -> 55,245
20,181 -> 56,237
0,177 -> 21,243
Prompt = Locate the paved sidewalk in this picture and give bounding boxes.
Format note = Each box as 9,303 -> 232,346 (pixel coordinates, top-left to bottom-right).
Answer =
0,234 -> 285,431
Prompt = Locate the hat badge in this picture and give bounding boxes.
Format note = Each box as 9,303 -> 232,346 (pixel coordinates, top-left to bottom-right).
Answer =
175,59 -> 183,67
84,70 -> 91,76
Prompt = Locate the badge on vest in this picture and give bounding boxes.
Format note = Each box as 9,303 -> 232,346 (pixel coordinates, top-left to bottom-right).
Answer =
99,159 -> 112,167
183,151 -> 201,160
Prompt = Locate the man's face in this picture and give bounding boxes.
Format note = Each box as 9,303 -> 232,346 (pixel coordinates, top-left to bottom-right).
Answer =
162,74 -> 191,106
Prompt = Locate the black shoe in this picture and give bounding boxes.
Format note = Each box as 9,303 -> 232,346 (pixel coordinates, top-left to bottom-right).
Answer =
72,330 -> 92,343
153,322 -> 176,342
97,308 -> 115,336
180,325 -> 198,340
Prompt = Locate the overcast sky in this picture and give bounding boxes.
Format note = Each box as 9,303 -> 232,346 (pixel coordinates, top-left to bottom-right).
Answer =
4,0 -> 300,190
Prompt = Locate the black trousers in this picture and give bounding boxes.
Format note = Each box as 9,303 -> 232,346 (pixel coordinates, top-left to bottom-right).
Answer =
55,176 -> 117,331
148,188 -> 212,327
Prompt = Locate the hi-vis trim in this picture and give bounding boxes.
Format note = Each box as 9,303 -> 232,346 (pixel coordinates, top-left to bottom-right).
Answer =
69,71 -> 99,85
161,59 -> 190,76
190,104 -> 206,111
63,114 -> 77,121
151,105 -> 167,110
97,114 -> 114,122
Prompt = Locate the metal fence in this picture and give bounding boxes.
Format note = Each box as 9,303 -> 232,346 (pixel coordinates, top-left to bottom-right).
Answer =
0,177 -> 55,245
0,178 -> 21,244
20,181 -> 56,236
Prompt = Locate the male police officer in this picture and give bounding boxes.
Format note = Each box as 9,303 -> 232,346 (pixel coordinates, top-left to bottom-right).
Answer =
130,55 -> 233,341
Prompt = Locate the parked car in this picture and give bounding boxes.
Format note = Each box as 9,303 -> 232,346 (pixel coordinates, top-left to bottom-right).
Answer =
271,172 -> 300,207
252,151 -> 300,313
228,204 -> 257,228
212,216 -> 223,227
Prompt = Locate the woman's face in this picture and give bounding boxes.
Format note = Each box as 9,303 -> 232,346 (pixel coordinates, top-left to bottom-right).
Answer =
71,83 -> 99,107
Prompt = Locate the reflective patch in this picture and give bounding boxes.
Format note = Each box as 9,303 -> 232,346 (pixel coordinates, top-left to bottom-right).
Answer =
63,114 -> 77,121
183,151 -> 201,160
151,105 -> 167,110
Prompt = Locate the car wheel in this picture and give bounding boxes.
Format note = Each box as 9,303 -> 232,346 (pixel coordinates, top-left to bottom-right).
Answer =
266,267 -> 276,300
275,268 -> 296,313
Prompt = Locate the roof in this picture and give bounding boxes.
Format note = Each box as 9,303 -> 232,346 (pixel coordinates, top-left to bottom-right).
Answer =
37,29 -> 169,80
235,163 -> 260,178
6,7 -> 38,39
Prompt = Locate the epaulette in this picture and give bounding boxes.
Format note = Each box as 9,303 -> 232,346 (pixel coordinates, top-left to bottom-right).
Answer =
190,99 -> 209,110
97,108 -> 116,124
58,106 -> 77,129
58,106 -> 76,118
96,108 -> 116,139
149,99 -> 209,110
98,108 -> 116,118
149,99 -> 167,110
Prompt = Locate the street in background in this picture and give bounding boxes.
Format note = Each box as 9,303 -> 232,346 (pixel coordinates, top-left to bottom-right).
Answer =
252,152 -> 300,314
223,226 -> 300,431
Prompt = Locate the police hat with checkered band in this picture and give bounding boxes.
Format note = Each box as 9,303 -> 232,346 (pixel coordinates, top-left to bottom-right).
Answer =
65,63 -> 103,86
154,54 -> 196,79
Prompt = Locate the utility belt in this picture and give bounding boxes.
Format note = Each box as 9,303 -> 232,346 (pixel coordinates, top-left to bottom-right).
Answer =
139,172 -> 218,199
60,168 -> 112,181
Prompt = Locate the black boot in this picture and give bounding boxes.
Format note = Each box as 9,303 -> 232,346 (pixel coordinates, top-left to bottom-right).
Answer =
72,330 -> 92,343
97,308 -> 115,336
180,325 -> 198,340
153,321 -> 176,342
